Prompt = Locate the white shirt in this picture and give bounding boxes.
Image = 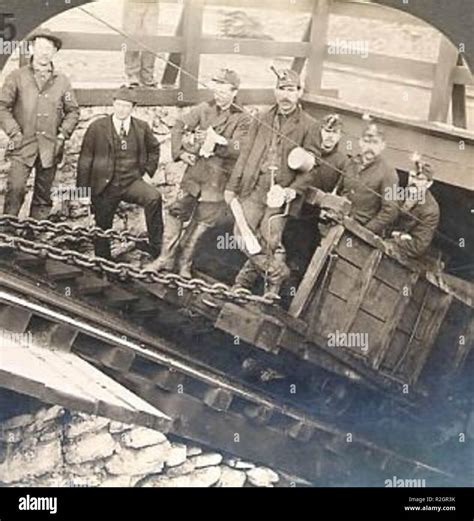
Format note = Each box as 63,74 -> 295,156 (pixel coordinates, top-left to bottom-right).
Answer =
112,115 -> 131,136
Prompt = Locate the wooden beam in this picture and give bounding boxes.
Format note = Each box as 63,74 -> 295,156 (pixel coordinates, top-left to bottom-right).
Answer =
161,8 -> 184,87
452,54 -> 469,128
428,38 -> 459,123
292,19 -> 312,74
200,38 -> 309,58
54,32 -> 183,53
289,224 -> 345,319
305,0 -> 331,95
179,0 -> 205,103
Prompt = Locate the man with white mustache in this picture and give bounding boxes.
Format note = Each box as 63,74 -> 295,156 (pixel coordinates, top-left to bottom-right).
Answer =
339,117 -> 399,236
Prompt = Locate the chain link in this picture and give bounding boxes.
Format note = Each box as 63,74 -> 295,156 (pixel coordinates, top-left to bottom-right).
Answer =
0,230 -> 278,305
0,214 -> 147,245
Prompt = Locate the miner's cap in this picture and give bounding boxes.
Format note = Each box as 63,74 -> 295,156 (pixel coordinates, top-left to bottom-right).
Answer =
211,69 -> 241,89
27,28 -> 63,50
271,67 -> 301,89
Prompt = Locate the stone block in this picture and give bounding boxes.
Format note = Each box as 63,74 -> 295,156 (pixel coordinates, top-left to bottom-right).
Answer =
109,421 -> 134,434
0,439 -> 62,483
65,431 -> 116,465
188,466 -> 221,487
166,460 -> 195,478
216,467 -> 247,488
190,453 -> 223,468
121,427 -> 167,449
67,415 -> 110,439
247,467 -> 279,487
165,443 -> 187,467
105,444 -> 169,476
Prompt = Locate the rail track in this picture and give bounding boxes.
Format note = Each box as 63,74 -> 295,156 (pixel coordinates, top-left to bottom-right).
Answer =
0,220 -> 457,485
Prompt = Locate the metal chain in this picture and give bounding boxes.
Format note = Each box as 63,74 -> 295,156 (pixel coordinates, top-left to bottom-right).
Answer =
0,232 -> 278,306
0,215 -> 147,245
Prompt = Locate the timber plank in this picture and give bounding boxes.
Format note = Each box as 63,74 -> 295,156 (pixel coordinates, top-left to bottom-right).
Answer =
0,304 -> 32,333
290,224 -> 345,318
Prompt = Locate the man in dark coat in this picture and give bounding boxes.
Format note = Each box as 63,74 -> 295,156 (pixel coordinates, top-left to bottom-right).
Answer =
339,118 -> 399,236
77,87 -> 162,259
310,114 -> 349,193
387,158 -> 440,259
0,28 -> 79,219
146,69 -> 250,277
225,68 -> 320,296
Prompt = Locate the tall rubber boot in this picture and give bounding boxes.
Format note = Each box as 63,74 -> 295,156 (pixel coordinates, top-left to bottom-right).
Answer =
177,221 -> 209,278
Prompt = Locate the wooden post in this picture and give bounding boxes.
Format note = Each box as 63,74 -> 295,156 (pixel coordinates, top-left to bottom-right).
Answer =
428,38 -> 459,123
179,0 -> 204,104
161,8 -> 184,87
291,19 -> 311,74
452,54 -> 468,128
304,0 -> 331,95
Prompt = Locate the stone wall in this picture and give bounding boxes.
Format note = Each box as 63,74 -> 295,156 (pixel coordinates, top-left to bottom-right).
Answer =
0,405 -> 296,487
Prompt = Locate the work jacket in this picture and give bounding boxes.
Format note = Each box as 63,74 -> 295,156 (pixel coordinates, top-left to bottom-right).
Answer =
339,154 -> 399,236
226,104 -> 320,199
172,101 -> 251,201
393,190 -> 440,258
0,61 -> 79,168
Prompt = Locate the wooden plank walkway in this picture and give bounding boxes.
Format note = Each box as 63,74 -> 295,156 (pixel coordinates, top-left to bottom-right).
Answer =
0,339 -> 171,432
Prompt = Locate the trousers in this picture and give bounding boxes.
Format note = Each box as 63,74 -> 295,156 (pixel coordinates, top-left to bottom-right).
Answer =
92,178 -> 163,259
3,157 -> 56,219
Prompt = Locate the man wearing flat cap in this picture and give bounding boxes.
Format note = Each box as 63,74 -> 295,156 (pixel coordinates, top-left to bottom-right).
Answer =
225,67 -> 320,296
77,87 -> 163,259
339,116 -> 399,236
386,156 -> 440,259
0,28 -> 79,220
146,68 -> 250,277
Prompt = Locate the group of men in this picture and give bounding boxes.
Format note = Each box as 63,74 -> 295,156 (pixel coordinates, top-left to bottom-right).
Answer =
0,28 -> 440,299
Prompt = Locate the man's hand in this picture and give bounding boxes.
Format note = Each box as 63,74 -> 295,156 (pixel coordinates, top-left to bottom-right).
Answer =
54,135 -> 65,164
195,130 -> 207,146
224,190 -> 236,205
8,131 -> 23,151
180,151 -> 196,166
283,188 -> 297,203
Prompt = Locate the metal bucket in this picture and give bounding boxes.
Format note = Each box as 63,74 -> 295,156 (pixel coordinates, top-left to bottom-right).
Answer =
288,147 -> 316,172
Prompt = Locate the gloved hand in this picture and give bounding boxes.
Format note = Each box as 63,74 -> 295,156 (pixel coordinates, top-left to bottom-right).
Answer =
199,127 -> 228,158
266,184 -> 286,208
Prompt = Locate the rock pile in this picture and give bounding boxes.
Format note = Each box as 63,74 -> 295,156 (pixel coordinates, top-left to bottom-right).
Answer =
0,405 -> 289,487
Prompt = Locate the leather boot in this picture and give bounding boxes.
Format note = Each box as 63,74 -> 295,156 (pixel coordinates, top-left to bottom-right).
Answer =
177,221 -> 209,278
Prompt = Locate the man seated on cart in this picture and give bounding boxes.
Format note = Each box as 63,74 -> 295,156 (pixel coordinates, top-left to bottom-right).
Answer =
386,154 -> 440,261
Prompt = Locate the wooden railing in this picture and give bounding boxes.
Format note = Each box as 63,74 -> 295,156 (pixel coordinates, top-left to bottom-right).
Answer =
22,0 -> 474,127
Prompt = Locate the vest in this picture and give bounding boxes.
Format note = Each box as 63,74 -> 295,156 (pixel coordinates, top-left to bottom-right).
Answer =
111,124 -> 141,189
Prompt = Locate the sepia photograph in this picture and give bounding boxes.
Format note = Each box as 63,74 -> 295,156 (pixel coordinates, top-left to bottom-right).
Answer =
0,0 -> 472,519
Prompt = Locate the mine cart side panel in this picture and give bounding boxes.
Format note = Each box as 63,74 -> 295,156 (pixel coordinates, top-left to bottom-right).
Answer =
417,298 -> 474,393
302,223 -> 457,390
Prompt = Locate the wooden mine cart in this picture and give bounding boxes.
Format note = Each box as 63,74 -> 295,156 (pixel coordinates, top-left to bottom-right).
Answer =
284,215 -> 474,402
